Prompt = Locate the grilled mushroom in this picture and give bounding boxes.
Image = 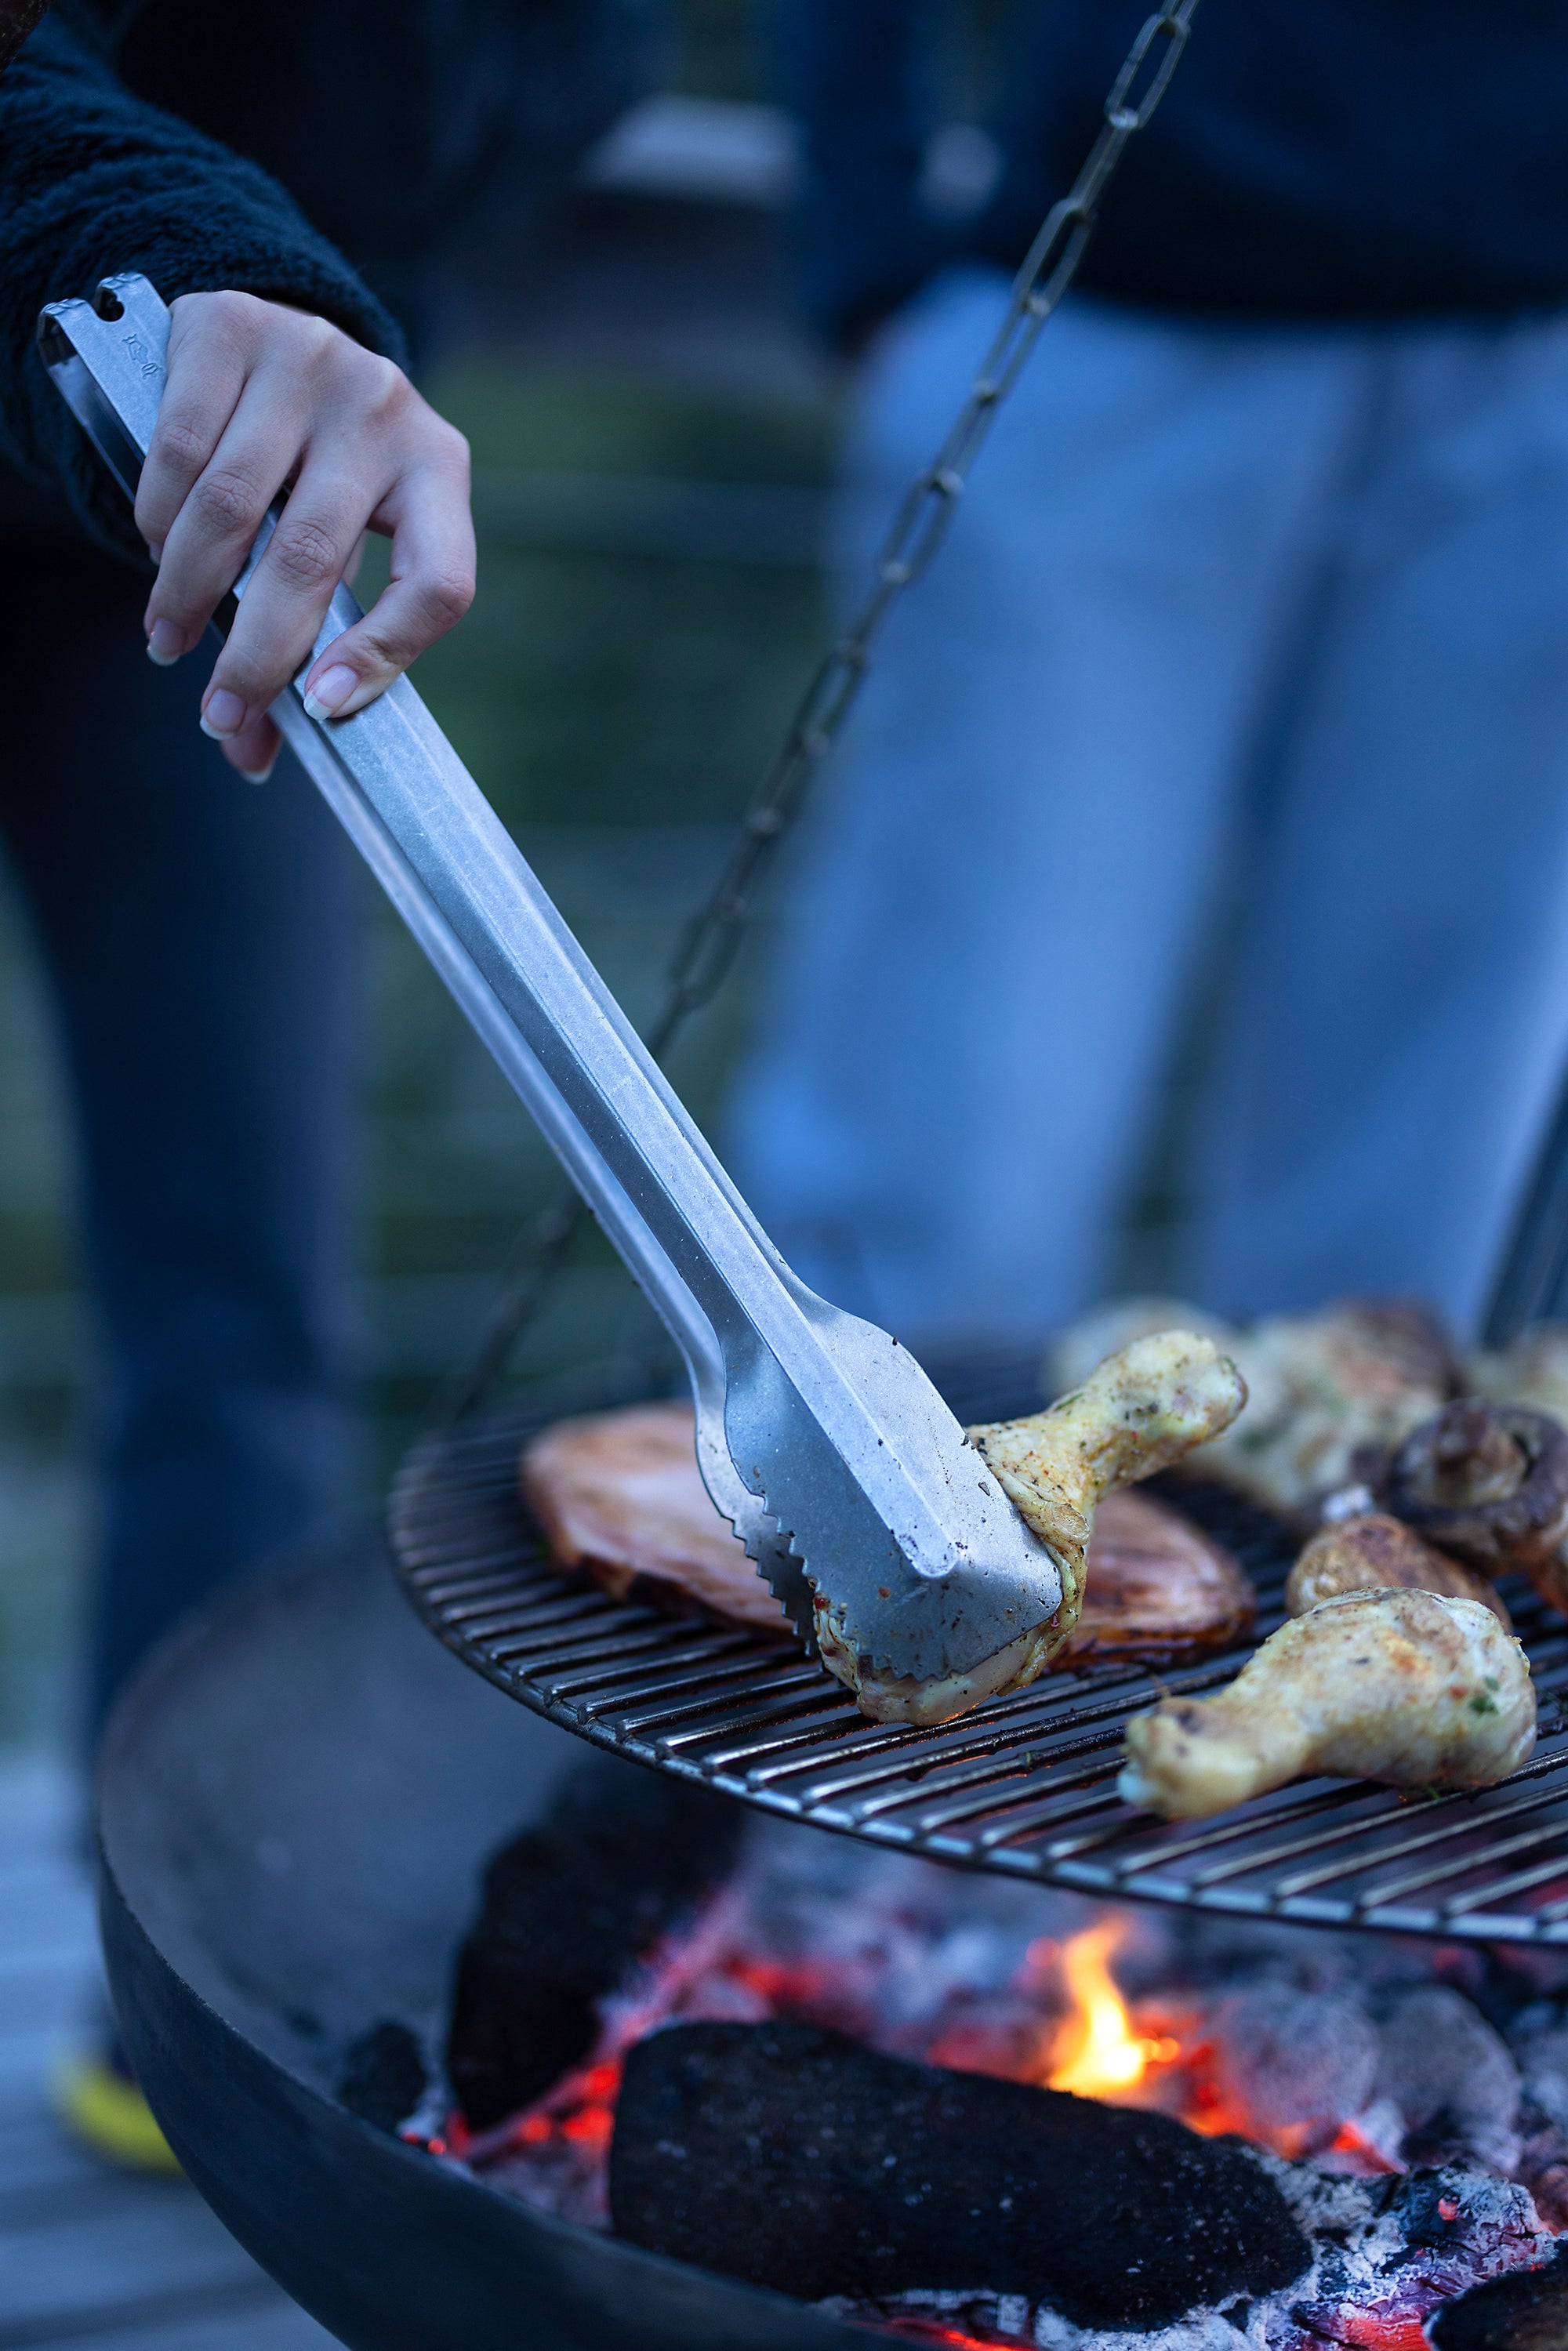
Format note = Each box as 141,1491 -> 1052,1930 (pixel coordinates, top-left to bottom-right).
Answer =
1285,1511 -> 1512,1629
1374,1399 -> 1568,1578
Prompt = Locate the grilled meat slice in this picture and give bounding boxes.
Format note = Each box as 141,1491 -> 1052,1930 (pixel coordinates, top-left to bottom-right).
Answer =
1120,1588 -> 1535,1821
521,1401 -> 789,1634
524,1341 -> 1247,1722
1059,1489 -> 1254,1667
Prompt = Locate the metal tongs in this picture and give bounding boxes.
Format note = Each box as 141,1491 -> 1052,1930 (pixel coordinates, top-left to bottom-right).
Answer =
39,274 -> 1062,1689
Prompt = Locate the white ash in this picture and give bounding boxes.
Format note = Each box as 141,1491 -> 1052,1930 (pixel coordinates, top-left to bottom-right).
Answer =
1377,1984 -> 1522,2172
1511,2004 -> 1568,2132
1499,2004 -> 1568,2229
829,2157 -> 1555,2349
1212,1985 -> 1378,2150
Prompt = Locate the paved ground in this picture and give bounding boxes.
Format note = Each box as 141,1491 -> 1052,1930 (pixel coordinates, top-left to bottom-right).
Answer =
0,1753 -> 337,2350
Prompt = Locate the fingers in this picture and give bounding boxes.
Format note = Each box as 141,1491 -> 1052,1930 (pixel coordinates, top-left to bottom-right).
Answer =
299,449 -> 475,720
194,439 -> 372,735
132,290 -> 475,753
133,291 -> 252,564
220,710 -> 281,785
147,370 -> 314,670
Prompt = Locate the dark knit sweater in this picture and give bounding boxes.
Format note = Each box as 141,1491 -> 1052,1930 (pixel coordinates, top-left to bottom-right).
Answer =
783,0 -> 1568,347
0,9 -> 401,554
0,0 -> 661,555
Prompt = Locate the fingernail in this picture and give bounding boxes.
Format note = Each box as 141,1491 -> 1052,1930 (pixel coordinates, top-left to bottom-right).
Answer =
145,619 -> 183,666
199,688 -> 247,739
301,664 -> 358,723
235,759 -> 275,785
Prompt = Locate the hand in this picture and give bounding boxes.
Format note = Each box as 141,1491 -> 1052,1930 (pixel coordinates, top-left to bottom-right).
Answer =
135,291 -> 475,781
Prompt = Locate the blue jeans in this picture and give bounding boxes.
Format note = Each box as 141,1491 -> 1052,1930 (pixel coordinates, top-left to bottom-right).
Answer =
2,535 -> 358,1743
731,272 -> 1568,1344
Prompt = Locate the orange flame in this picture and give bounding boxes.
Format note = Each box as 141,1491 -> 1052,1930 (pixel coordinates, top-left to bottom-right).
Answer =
1045,1922 -> 1178,2100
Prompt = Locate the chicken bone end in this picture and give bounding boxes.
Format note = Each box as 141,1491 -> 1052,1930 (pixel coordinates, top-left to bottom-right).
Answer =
966,1330 -> 1247,1660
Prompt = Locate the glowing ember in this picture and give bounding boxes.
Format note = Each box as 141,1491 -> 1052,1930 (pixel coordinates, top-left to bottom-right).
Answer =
425,1820 -> 1568,2345
1328,2321 -> 1434,2351
1329,2117 -> 1407,2177
1043,1924 -> 1178,2100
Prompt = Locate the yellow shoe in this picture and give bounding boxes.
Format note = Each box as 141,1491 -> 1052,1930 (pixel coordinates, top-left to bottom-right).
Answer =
53,2050 -> 182,2175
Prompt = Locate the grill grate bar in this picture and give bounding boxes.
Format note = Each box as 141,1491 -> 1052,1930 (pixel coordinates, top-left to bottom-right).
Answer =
587,1669 -> 840,1736
390,1398 -> 1568,1943
1436,1841 -> 1568,1918
626,1682 -> 858,1748
486,1615 -> 763,1673
530,1652 -> 826,1723
1265,1765 -> 1568,1902
1356,1812 -> 1568,1912
1110,1783 -> 1395,1883
848,1727 -> 1135,1839
734,1700 -> 1120,1807
435,1588 -> 637,1637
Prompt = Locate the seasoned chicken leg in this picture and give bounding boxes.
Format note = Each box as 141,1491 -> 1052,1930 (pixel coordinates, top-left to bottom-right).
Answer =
970,1332 -> 1247,1647
828,1332 -> 1247,1725
1119,1588 -> 1536,1821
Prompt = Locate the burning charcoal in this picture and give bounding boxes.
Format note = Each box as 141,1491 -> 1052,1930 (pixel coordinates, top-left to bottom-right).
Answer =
1514,2125 -> 1568,2234
1377,1986 -> 1522,2173
608,2019 -> 1310,2328
1511,2017 -> 1568,2132
446,1761 -> 744,2130
1213,1985 -> 1378,2153
1430,2242 -> 1568,2349
337,2020 -> 427,2135
1268,2163 -> 1553,2346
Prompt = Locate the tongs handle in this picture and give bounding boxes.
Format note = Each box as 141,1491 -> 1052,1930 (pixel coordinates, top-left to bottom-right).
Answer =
38,274 -> 809,1606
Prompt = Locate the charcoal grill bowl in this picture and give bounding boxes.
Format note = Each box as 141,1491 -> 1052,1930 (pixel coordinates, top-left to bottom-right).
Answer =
96,1529 -> 872,2351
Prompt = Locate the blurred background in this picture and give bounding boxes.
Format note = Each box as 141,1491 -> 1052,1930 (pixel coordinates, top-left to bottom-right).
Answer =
0,0 -> 825,1748
0,0 -> 1173,1751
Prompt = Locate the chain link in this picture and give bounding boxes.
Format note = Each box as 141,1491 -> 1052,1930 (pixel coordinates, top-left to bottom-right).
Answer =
441,0 -> 1201,1420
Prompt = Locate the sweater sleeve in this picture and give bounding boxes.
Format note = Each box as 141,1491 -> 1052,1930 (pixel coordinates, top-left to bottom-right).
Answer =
0,12 -> 406,561
775,0 -> 942,350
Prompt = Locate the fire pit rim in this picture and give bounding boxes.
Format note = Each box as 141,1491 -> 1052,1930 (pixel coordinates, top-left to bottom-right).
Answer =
93,1528 -> 878,2351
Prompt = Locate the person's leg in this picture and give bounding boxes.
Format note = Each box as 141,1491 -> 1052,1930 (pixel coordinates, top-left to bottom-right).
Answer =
1189,312 -> 1568,1335
0,535 -> 359,1743
728,274 -> 1374,1338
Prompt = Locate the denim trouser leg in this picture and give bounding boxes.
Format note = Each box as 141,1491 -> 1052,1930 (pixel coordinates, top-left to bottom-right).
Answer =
728,274 -> 1568,1343
0,536 -> 358,1743
1189,321 -> 1568,1331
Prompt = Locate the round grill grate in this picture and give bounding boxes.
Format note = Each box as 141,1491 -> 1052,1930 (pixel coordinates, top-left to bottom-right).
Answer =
390,1373 -> 1568,1946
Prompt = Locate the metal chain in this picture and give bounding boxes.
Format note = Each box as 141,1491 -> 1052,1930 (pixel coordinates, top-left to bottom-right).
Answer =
441,0 -> 1201,1421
